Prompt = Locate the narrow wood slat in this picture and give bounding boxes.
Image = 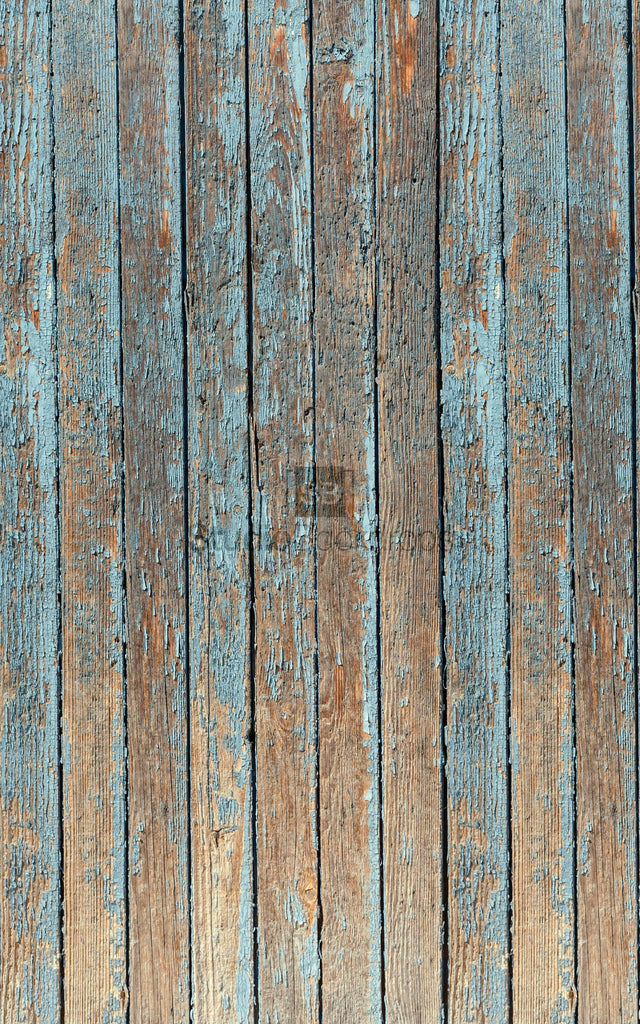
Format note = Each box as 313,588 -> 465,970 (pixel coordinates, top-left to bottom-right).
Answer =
247,0 -> 320,1019
439,1 -> 510,1020
118,2 -> 190,1020
313,5 -> 382,1022
376,0 -> 442,1020
184,0 -> 253,1020
52,1 -> 127,1021
0,2 -> 61,1020
501,3 -> 575,1021
566,1 -> 637,1021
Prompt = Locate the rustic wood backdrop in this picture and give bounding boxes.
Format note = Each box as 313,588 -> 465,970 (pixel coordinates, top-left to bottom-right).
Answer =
1,0 -> 639,1020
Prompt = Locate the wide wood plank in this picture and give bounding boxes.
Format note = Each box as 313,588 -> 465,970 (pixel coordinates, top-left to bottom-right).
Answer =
118,1 -> 190,1020
501,3 -> 575,1022
376,0 -> 442,1020
184,0 -> 253,1021
313,4 -> 381,1022
566,1 -> 637,1021
247,0 -> 319,1019
0,2 -> 61,1021
439,1 -> 509,1020
52,2 -> 127,1021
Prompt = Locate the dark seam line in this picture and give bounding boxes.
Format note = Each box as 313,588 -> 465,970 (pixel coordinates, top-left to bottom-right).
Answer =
626,0 -> 639,1014
112,0 -> 130,1017
434,1 -> 448,1021
48,0 -> 64,1017
176,0 -> 193,1015
496,2 -> 513,1020
371,0 -> 386,1014
308,0 -> 322,1019
562,0 -> 577,1017
243,5 -> 260,1022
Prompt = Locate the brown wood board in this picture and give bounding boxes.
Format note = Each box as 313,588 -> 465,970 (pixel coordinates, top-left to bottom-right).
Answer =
1,2 -> 639,1022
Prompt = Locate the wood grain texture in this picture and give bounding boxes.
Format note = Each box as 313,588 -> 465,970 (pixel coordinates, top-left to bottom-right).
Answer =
0,2 -> 61,1021
184,0 -> 253,1020
376,0 -> 442,1020
118,0 -> 190,1020
8,7 -> 640,1024
566,1 -> 637,1021
247,0 -> 320,1020
501,4 -> 575,1023
52,1 -> 127,1020
312,4 -> 381,1022
439,1 -> 510,1020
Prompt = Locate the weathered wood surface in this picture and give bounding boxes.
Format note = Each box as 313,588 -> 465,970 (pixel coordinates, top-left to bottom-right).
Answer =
118,0 -> 190,1020
376,0 -> 443,1021
247,0 -> 319,1021
4,3 -> 640,1023
52,0 -> 127,1021
184,0 -> 253,1021
439,1 -> 510,1020
566,2 -> 637,1022
502,2 -> 575,1022
313,1 -> 382,1021
0,2 -> 61,1022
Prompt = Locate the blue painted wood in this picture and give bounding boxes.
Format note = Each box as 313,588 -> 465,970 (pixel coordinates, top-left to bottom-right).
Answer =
439,1 -> 510,1020
117,0 -> 190,1019
4,5 -> 640,1023
502,1 -> 575,1021
51,0 -> 127,1019
247,0 -> 320,1020
0,1 -> 61,1021
183,0 -> 253,1019
566,1 -> 637,1021
312,1 -> 382,1021
376,1 -> 443,1019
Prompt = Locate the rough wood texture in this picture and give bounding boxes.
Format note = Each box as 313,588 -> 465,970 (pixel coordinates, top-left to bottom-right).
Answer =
313,3 -> 381,1022
439,1 -> 510,1020
118,1 -> 190,1020
501,3 -> 575,1023
376,0 -> 442,1020
0,2 -> 61,1021
8,5 -> 640,1024
52,2 -> 127,1021
247,0 -> 320,1020
184,0 -> 253,1020
566,1 -> 637,1022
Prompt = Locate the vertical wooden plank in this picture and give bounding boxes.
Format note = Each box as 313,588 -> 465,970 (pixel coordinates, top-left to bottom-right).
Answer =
118,1 -> 190,1020
501,3 -> 575,1022
0,1 -> 61,1021
313,3 -> 381,1022
439,1 -> 509,1021
376,0 -> 442,1020
184,0 -> 253,1021
247,0 -> 319,1020
566,1 -> 637,1021
51,2 -> 127,1021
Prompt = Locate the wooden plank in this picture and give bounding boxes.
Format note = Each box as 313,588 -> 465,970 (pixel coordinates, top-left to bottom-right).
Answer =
439,1 -> 509,1020
247,0 -> 319,1020
51,2 -> 127,1021
566,1 -> 637,1021
376,0 -> 442,1020
501,3 -> 575,1022
0,2 -> 61,1021
183,0 -> 253,1021
312,4 -> 381,1022
117,1 -> 190,1020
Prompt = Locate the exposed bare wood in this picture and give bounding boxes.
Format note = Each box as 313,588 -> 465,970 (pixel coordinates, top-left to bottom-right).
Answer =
52,0 -> 127,1019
